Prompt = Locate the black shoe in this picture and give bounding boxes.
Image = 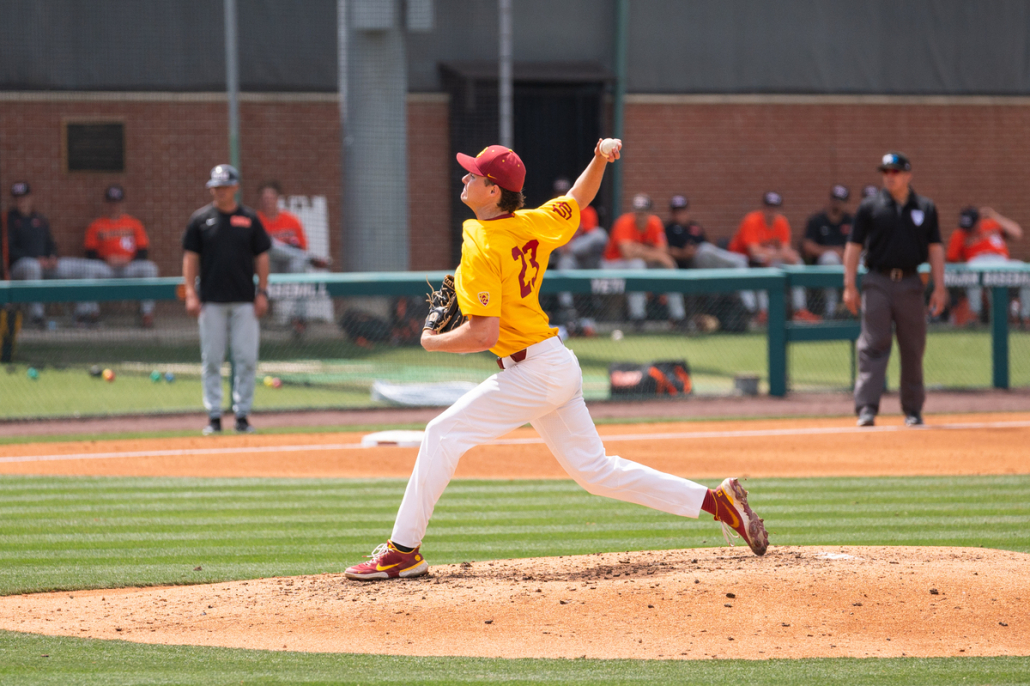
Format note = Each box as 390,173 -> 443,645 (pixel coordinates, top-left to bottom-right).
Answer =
904,413 -> 924,427
234,416 -> 255,434
857,406 -> 876,427
202,417 -> 222,436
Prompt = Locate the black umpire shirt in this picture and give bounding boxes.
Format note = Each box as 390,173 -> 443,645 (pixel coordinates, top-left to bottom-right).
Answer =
182,203 -> 272,303
849,188 -> 941,272
7,210 -> 58,263
664,220 -> 708,269
804,211 -> 853,248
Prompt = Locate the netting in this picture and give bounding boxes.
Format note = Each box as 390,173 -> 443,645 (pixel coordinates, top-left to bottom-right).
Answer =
3,4 -> 1030,421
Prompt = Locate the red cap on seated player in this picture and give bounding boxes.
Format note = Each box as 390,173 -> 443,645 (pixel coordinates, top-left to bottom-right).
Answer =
456,145 -> 526,193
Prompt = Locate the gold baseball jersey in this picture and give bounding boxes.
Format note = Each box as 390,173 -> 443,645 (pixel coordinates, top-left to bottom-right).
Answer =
455,196 -> 580,357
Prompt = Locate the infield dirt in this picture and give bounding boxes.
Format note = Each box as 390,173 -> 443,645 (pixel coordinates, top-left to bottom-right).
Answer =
1,412 -> 1028,660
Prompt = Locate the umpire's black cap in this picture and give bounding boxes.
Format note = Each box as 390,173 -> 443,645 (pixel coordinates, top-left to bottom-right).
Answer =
878,151 -> 912,172
206,164 -> 240,188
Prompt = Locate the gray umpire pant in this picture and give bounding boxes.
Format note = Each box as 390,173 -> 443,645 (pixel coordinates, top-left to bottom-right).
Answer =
854,271 -> 926,416
199,302 -> 259,419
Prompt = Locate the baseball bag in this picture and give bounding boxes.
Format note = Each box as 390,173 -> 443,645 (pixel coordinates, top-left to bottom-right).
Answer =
609,360 -> 692,397
423,274 -> 467,333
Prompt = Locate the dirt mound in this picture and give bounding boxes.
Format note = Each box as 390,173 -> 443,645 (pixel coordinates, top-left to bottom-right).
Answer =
1,546 -> 1025,660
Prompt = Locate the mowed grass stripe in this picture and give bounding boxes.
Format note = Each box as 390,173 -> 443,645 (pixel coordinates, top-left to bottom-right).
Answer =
0,475 -> 1027,596
1,630 -> 1029,686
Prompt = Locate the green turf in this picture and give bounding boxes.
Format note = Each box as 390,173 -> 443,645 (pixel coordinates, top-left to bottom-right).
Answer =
7,326 -> 1030,419
1,475 -> 1026,596
0,631 -> 1027,686
1,473 -> 1027,685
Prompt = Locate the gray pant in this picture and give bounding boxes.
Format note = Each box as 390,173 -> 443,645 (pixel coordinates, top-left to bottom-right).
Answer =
854,271 -> 926,416
269,240 -> 311,320
817,250 -> 843,317
601,258 -> 686,321
199,302 -> 260,419
11,256 -> 111,319
966,254 -> 1030,320
692,242 -> 758,313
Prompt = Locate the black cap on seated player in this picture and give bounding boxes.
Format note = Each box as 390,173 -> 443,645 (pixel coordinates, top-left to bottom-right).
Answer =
763,191 -> 783,207
959,206 -> 979,230
670,194 -> 689,210
10,181 -> 30,197
105,184 -> 125,202
830,184 -> 850,202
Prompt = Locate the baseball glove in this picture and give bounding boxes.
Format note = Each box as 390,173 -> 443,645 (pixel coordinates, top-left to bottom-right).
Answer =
423,274 -> 467,333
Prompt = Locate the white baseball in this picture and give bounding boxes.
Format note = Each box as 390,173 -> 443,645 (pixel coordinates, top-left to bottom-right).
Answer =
611,329 -> 624,341
599,138 -> 621,156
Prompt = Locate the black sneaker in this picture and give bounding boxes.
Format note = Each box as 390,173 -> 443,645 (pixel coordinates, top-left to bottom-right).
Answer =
857,406 -> 876,427
202,417 -> 222,436
234,416 -> 255,434
904,413 -> 924,427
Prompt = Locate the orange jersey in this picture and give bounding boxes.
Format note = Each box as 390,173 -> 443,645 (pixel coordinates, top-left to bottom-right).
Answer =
84,214 -> 149,260
258,210 -> 308,250
454,195 -> 580,357
946,218 -> 1009,262
603,213 -> 667,261
729,211 -> 792,255
580,205 -> 599,232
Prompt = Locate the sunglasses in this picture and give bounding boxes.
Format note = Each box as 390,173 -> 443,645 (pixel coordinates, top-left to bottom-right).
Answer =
882,169 -> 904,176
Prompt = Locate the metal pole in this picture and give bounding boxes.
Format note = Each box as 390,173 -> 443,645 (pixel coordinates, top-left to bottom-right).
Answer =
224,0 -> 240,174
991,285 -> 1010,389
498,0 -> 513,148
337,0 -> 348,268
611,0 -> 629,219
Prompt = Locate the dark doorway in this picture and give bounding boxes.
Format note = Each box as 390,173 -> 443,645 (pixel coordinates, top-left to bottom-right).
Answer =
440,62 -> 611,265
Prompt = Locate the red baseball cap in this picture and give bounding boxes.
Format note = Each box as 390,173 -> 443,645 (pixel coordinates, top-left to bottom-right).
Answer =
456,145 -> 526,192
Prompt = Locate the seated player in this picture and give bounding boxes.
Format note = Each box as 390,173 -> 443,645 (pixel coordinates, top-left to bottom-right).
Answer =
946,206 -> 1029,328
602,193 -> 686,329
665,193 -> 758,319
802,184 -> 853,318
552,177 -> 607,335
729,191 -> 820,323
256,181 -> 331,335
83,185 -> 160,327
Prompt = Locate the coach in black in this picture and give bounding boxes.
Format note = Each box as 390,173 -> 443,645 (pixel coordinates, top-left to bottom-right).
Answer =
843,152 -> 946,427
183,164 -> 272,435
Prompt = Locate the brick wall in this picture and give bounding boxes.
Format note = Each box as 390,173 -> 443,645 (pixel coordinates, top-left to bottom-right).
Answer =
0,94 -> 453,278
621,96 -> 1030,261
4,94 -> 1030,280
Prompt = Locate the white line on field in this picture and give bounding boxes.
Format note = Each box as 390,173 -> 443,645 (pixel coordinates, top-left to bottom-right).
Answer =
1,419 -> 1027,465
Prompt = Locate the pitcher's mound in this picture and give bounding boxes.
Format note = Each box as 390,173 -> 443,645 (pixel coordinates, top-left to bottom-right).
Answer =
1,546 -> 1026,660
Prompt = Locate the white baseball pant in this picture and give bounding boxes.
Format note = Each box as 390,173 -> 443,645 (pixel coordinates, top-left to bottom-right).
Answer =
391,336 -> 709,548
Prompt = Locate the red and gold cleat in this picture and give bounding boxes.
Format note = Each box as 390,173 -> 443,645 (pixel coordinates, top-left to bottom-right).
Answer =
345,541 -> 429,580
712,478 -> 769,556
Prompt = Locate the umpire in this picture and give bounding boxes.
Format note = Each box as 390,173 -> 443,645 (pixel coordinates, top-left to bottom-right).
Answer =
183,164 -> 272,435
843,152 -> 946,427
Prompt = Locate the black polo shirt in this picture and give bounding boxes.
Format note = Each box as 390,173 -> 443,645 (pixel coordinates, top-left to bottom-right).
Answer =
849,188 -> 941,271
7,210 -> 58,263
182,203 -> 271,303
664,220 -> 708,269
804,211 -> 853,247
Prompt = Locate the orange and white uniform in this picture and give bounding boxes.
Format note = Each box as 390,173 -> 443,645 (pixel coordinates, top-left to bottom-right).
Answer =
729,211 -> 792,257
946,217 -> 1009,262
391,194 -> 708,547
258,210 -> 308,250
84,214 -> 150,261
947,218 -> 1030,319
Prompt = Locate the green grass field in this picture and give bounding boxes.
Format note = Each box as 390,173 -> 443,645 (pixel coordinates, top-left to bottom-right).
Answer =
6,327 -> 1030,419
1,473 -> 1028,684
